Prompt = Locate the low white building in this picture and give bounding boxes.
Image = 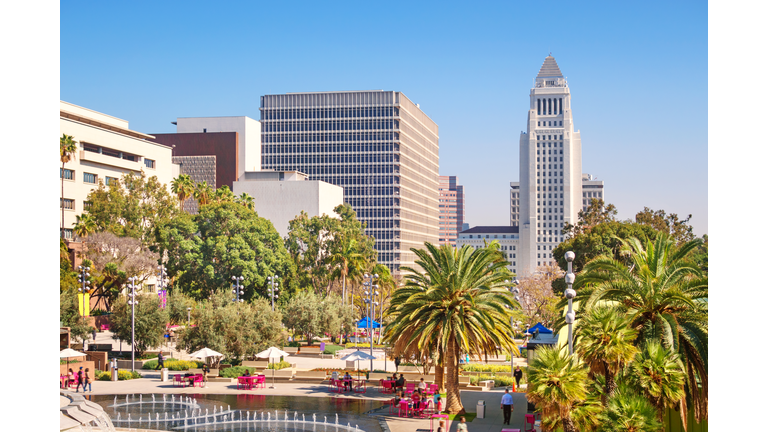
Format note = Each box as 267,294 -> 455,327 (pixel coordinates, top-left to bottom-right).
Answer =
456,226 -> 520,275
59,101 -> 177,240
233,170 -> 344,238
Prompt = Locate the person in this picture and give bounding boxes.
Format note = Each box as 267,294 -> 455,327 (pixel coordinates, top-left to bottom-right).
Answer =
67,368 -> 75,388
83,368 -> 92,392
395,374 -> 405,392
437,420 -> 446,432
393,391 -> 402,405
343,372 -> 352,391
244,369 -> 251,377
157,352 -> 165,370
457,416 -> 468,432
202,364 -> 210,387
394,357 -> 401,371
417,378 -> 426,394
418,394 -> 428,412
92,328 -> 97,342
434,394 -> 442,413
501,388 -> 514,425
513,366 -> 523,388
76,367 -> 85,392
391,372 -> 398,381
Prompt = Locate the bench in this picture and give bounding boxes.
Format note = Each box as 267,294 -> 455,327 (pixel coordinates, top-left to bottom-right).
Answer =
89,344 -> 113,352
242,361 -> 269,370
263,370 -> 294,379
292,370 -> 327,382
283,347 -> 299,355
299,347 -> 323,356
459,376 -> 471,387
479,379 -> 495,390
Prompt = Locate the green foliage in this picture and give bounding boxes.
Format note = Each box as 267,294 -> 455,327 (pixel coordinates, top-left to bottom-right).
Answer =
141,359 -> 200,371
176,290 -> 285,364
60,291 -> 95,345
344,343 -> 386,349
166,290 -> 196,325
154,202 -> 296,301
635,207 -> 695,244
109,294 -> 169,357
460,364 -> 511,373
89,308 -> 109,316
468,374 -> 517,388
562,199 -> 618,238
97,370 -> 142,381
60,239 -> 79,293
597,382 -> 662,432
323,344 -> 344,355
267,360 -> 291,370
626,341 -> 687,421
85,171 -> 178,245
220,366 -> 260,378
281,291 -> 355,343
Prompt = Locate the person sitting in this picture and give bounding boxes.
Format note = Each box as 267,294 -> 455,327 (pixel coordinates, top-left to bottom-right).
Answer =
343,372 -> 352,391
243,369 -> 251,377
393,391 -> 402,405
395,374 -> 405,391
391,372 -> 398,381
418,378 -> 426,394
67,368 -> 74,388
418,394 -> 428,412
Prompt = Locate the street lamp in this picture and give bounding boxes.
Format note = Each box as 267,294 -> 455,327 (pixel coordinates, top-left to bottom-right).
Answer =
187,307 -> 191,325
126,276 -> 139,372
77,265 -> 91,317
231,275 -> 245,303
157,265 -> 168,308
564,251 -> 577,355
267,275 -> 279,311
363,273 -> 379,371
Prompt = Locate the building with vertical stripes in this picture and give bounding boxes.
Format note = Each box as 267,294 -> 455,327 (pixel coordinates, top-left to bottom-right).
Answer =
438,175 -> 465,247
259,91 -> 439,273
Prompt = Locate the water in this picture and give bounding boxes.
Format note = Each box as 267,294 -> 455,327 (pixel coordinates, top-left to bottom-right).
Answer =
92,394 -> 384,432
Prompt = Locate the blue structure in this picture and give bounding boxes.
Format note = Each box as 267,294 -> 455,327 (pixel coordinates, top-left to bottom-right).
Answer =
356,317 -> 381,329
526,322 -> 553,334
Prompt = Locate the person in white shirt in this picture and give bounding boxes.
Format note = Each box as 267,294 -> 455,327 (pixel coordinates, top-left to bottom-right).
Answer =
418,378 -> 427,394
500,388 -> 514,425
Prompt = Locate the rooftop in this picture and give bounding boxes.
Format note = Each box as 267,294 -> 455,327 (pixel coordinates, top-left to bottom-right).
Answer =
536,55 -> 564,78
459,226 -> 520,234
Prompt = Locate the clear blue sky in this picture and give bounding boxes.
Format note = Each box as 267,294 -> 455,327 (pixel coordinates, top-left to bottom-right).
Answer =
60,1 -> 708,236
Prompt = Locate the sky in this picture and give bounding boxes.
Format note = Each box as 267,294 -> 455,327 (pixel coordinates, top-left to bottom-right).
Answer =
60,1 -> 708,236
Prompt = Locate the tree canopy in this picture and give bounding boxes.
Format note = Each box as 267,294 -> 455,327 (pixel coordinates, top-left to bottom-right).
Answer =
110,294 -> 169,357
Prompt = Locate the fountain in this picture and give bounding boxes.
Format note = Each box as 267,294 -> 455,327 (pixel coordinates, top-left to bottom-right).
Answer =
267,412 -> 271,422
336,414 -> 339,424
313,413 -> 317,423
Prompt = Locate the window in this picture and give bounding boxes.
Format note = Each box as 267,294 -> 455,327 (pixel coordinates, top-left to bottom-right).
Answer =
144,158 -> 156,169
61,198 -> 74,210
106,177 -> 118,186
61,228 -> 73,240
83,172 -> 97,184
60,168 -> 74,180
145,284 -> 155,293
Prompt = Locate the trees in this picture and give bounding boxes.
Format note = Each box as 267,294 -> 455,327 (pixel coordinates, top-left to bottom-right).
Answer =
60,134 -> 78,237
60,238 -> 79,293
570,234 -> 708,424
597,383 -> 662,432
514,263 -> 563,328
170,174 -> 195,210
575,306 -> 639,401
237,192 -> 255,210
154,202 -> 295,301
328,236 -> 367,306
562,199 -> 618,238
384,242 -> 517,414
85,171 -> 178,244
285,211 -> 338,295
627,341 -> 687,427
60,291 -> 95,346
176,290 -> 284,363
110,294 -> 169,357
193,181 -> 213,207
635,207 -> 695,244
166,290 -> 196,326
526,346 -> 590,432
281,291 -> 355,343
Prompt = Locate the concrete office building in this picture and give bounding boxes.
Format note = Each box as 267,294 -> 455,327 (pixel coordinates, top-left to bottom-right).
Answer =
510,55 -> 607,276
233,170 -> 344,238
456,226 -> 519,274
438,175 -> 465,247
60,101 -> 177,240
259,91 -> 440,273
511,174 -> 605,226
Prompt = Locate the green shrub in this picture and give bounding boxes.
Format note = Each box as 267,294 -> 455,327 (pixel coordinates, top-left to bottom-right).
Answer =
97,370 -> 142,380
60,359 -> 80,365
142,359 -> 200,371
220,366 -> 259,378
469,373 -> 517,387
345,343 -> 385,349
267,360 -> 291,370
461,364 -> 511,373
286,340 -> 301,348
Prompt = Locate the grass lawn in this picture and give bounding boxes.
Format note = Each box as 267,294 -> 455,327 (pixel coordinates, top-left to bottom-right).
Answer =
446,413 -> 477,422
323,344 -> 344,355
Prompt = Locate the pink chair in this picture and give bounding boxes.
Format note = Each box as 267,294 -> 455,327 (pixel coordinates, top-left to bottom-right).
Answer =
388,398 -> 398,415
237,377 -> 248,390
524,414 -> 536,432
429,384 -> 439,393
405,382 -> 415,396
417,399 -> 432,418
398,400 -> 410,417
173,375 -> 186,388
382,380 -> 393,393
193,375 -> 205,387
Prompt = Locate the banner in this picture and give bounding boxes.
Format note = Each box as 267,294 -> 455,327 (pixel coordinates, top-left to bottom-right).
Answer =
77,293 -> 91,316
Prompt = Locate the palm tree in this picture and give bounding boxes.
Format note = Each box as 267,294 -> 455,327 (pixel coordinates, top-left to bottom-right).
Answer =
193,181 -> 213,207
575,306 -> 639,401
597,383 -> 662,432
327,235 -> 366,306
73,213 -> 97,260
237,192 -> 255,210
213,185 -> 236,203
60,134 -> 78,237
626,341 -> 687,429
526,346 -> 589,432
170,174 -> 195,210
384,242 -> 518,414
568,233 -> 708,423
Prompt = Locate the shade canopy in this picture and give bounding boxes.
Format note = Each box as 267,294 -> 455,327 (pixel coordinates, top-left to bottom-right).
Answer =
356,317 -> 381,329
189,348 -> 224,359
60,348 -> 86,359
526,322 -> 553,334
340,350 -> 376,362
256,347 -> 289,359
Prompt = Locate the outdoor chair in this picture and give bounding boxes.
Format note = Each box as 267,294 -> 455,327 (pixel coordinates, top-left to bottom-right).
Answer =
193,375 -> 205,388
405,382 -> 416,396
335,380 -> 346,393
388,398 -> 398,415
256,375 -> 266,388
429,384 -> 439,393
524,414 -> 536,432
382,380 -> 393,393
173,375 -> 186,388
237,377 -> 248,390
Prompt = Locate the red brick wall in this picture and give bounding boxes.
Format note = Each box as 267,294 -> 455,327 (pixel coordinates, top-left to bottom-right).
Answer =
150,132 -> 239,190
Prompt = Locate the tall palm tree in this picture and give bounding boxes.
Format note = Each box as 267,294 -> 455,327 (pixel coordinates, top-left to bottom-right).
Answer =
213,185 -> 236,203
575,306 -> 639,401
193,181 -> 213,207
327,236 -> 366,306
526,346 -> 589,432
237,192 -> 255,210
384,242 -> 517,414
567,233 -> 708,423
170,174 -> 195,210
626,341 -> 687,429
60,134 -> 78,237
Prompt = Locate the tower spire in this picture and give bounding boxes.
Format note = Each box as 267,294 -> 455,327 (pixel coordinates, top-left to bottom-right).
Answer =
537,55 -> 563,78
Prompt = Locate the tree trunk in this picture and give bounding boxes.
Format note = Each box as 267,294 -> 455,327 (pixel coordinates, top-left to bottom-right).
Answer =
445,335 -> 465,414
342,273 -> 346,306
435,351 -> 445,393
562,416 -> 577,432
604,361 -> 617,404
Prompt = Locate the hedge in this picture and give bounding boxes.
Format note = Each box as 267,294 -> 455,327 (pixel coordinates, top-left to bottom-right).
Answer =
345,343 -> 385,349
468,373 -> 517,387
461,364 -> 511,373
97,370 -> 142,381
142,359 -> 203,371
220,366 -> 258,378
267,360 -> 291,370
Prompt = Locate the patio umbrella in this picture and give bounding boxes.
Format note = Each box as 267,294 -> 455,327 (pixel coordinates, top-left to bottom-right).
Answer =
60,348 -> 86,374
255,347 -> 289,388
189,347 -> 224,368
340,350 -> 376,380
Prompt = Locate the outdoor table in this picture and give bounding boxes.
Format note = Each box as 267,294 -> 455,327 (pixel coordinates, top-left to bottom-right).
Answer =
382,380 -> 396,393
398,400 -> 411,417
430,414 -> 450,432
353,379 -> 366,393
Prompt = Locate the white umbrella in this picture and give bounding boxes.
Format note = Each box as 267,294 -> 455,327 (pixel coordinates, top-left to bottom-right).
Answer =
60,348 -> 87,376
189,347 -> 224,360
341,350 -> 376,380
256,347 -> 289,388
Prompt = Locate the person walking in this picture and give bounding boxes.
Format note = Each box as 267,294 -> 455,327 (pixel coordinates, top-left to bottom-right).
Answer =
67,368 -> 75,389
157,352 -> 165,370
457,416 -> 468,432
76,367 -> 85,392
513,366 -> 523,388
83,368 -> 92,392
501,388 -> 514,425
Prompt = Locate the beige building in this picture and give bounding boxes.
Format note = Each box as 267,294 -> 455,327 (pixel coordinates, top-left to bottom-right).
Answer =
60,101 -> 177,240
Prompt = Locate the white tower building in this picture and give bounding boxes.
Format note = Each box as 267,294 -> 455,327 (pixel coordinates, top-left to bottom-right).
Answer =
516,55 -> 583,276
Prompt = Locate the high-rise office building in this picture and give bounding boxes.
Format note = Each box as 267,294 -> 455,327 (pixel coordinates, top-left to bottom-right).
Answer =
438,175 -> 465,246
510,55 -> 606,276
259,91 -> 439,273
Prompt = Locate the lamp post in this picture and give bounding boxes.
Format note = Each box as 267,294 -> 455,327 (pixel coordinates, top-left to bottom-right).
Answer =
267,275 -> 279,311
77,265 -> 91,317
126,276 -> 139,372
508,279 -> 521,373
187,307 -> 191,325
363,273 -> 379,371
564,251 -> 577,355
157,265 -> 167,308
231,275 -> 245,303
